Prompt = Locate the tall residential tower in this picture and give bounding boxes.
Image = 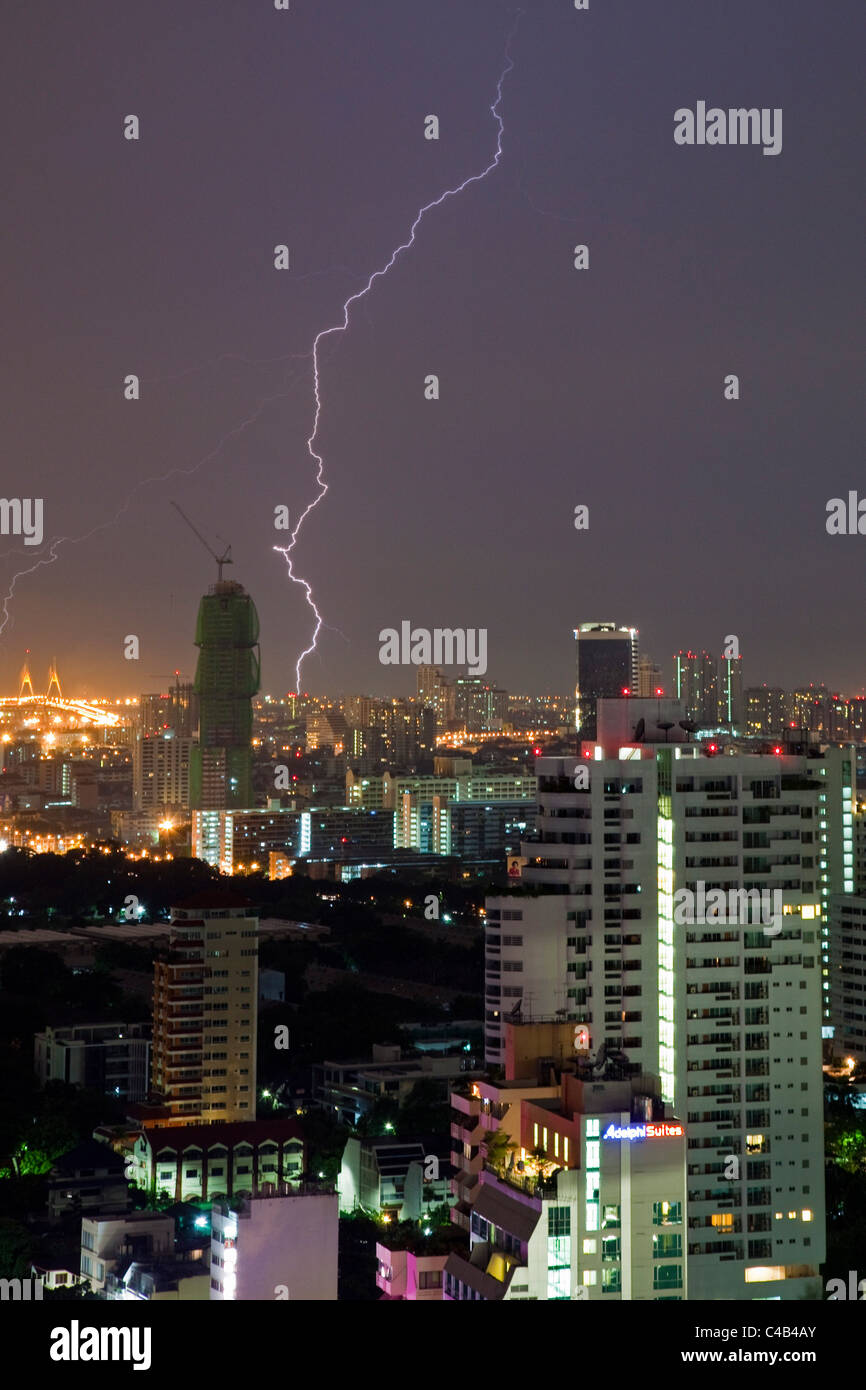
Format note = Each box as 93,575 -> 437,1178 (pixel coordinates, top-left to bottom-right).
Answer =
482,700 -> 854,1299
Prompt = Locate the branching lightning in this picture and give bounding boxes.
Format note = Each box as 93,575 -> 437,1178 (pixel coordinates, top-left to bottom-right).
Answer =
0,375 -> 303,641
0,12 -> 522,686
276,11 -> 522,693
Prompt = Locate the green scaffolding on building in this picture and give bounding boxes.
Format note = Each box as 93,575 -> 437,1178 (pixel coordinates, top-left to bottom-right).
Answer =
190,581 -> 261,809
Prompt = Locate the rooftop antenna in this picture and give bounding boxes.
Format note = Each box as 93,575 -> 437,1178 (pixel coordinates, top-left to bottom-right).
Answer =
171,501 -> 232,582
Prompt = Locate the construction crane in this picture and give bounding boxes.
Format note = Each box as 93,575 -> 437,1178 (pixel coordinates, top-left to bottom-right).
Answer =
171,501 -> 233,582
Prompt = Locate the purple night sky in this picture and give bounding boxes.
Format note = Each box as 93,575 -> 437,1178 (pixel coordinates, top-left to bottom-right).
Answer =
2,0 -> 862,697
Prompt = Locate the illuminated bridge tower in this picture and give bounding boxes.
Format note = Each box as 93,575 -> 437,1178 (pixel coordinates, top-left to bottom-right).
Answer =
190,579 -> 260,811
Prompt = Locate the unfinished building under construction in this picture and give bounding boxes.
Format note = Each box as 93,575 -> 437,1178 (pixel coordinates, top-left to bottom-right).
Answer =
189,578 -> 261,810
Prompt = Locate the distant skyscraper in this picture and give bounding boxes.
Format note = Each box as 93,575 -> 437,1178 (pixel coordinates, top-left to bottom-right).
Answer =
381,699 -> 436,764
744,686 -> 789,741
574,623 -> 639,738
673,650 -> 717,727
718,653 -> 744,730
305,709 -> 347,752
637,654 -> 663,698
417,665 -> 451,731
139,678 -> 198,739
451,678 -> 508,734
190,579 -> 261,810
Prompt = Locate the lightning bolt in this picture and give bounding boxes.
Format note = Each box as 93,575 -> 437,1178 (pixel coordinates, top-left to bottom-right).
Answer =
276,10 -> 523,693
0,270 -> 365,643
0,13 -> 522,681
0,365 -> 312,643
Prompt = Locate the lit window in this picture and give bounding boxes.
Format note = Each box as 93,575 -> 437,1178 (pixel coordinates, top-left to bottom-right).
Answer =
582,1270 -> 597,1285
801,1209 -> 812,1222
586,1119 -> 600,1138
711,1214 -> 733,1229
583,1239 -> 597,1254
744,1266 -> 785,1283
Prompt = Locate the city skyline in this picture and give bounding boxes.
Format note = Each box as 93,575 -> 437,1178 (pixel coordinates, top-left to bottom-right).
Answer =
1,0 -> 864,1332
3,636 -> 866,706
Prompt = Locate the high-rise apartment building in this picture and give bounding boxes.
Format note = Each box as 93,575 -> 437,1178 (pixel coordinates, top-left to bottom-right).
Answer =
574,624 -> 639,739
150,898 -> 259,1125
190,580 -> 260,810
139,679 -> 198,739
481,704 -> 853,1299
830,893 -> 866,1061
852,802 -> 866,893
306,709 -> 347,752
382,698 -> 437,764
718,654 -> 744,730
451,678 -> 508,734
417,665 -> 452,730
133,731 -> 193,812
638,655 -> 664,698
744,686 -> 787,740
673,651 -> 718,728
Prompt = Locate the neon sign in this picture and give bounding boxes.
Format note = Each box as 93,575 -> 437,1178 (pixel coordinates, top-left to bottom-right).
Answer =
602,1122 -> 684,1142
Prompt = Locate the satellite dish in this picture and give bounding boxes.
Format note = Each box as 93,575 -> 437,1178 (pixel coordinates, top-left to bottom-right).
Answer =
656,720 -> 675,743
633,718 -> 646,742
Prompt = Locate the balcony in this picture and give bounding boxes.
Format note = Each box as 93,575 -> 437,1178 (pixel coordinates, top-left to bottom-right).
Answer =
482,1162 -> 556,1200
450,1116 -> 483,1145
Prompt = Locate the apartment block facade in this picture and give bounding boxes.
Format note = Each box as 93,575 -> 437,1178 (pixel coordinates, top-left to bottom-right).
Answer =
830,892 -> 866,1061
481,726 -> 853,1299
151,900 -> 258,1124
210,1190 -> 338,1300
34,1022 -> 150,1102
